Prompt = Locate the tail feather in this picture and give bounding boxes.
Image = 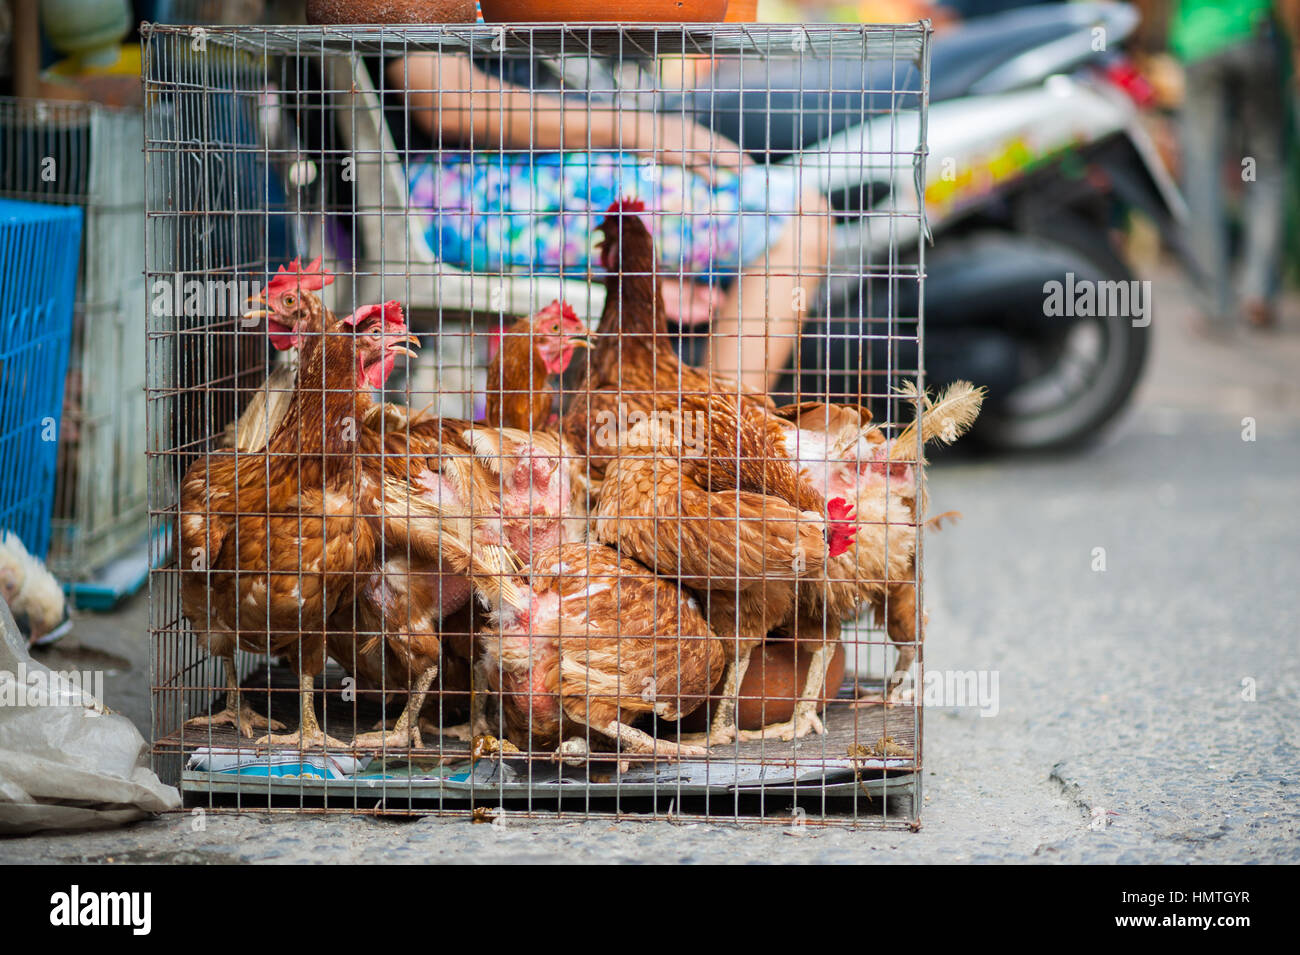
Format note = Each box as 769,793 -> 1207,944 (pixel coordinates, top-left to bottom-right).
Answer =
890,380 -> 984,462
377,474 -> 526,614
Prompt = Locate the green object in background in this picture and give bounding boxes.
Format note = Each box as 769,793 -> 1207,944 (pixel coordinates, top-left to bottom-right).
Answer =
1170,0 -> 1274,62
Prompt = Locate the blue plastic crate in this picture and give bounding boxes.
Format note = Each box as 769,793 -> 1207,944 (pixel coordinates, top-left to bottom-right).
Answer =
0,198 -> 82,560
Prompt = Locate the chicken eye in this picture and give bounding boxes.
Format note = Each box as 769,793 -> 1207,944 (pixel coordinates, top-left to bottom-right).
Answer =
283,293 -> 296,307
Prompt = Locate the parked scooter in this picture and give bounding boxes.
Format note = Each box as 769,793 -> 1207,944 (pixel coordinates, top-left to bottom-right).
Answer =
684,2 -> 1188,450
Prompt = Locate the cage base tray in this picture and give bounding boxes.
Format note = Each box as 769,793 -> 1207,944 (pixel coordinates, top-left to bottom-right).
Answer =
161,674 -> 917,811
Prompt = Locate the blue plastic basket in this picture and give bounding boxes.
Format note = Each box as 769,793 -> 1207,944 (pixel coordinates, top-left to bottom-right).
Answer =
0,198 -> 82,560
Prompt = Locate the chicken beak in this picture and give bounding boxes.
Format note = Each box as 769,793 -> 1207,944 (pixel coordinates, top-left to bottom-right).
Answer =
569,335 -> 594,350
387,333 -> 421,359
243,292 -> 269,323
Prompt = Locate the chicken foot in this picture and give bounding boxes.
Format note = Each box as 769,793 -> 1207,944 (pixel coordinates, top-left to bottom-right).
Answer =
856,585 -> 922,704
678,645 -> 754,748
439,657 -> 490,741
351,665 -> 436,748
186,651 -> 285,739
255,673 -> 345,749
739,643 -> 832,743
884,643 -> 917,702
600,722 -> 709,760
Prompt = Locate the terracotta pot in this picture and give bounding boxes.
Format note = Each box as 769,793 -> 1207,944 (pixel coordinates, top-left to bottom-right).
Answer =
479,0 -> 729,22
724,0 -> 756,20
306,0 -> 477,23
679,640 -> 847,733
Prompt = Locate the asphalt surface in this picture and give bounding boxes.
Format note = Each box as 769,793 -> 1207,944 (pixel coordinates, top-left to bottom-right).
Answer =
3,266 -> 1297,863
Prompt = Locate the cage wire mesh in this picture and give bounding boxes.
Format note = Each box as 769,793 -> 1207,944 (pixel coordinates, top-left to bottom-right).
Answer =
144,21 -> 933,826
0,98 -> 149,593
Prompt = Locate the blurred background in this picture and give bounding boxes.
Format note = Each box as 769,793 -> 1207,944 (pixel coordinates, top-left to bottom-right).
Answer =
0,0 -> 1296,861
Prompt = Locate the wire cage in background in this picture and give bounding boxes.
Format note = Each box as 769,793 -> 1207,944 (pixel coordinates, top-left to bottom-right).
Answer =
144,21 -> 938,827
0,198 -> 82,561
0,99 -> 149,605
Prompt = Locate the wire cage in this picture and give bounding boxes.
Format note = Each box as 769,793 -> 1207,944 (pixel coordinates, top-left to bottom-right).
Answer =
0,98 -> 149,602
0,198 -> 82,560
144,20 -> 948,827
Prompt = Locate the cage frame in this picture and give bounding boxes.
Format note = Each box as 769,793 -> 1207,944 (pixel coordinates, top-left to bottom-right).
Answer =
143,19 -> 932,829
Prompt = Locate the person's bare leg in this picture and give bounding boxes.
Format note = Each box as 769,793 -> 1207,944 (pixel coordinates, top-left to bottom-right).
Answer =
707,191 -> 830,393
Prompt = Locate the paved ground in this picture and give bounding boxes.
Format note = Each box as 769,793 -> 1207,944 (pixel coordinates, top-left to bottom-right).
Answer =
2,265 -> 1297,863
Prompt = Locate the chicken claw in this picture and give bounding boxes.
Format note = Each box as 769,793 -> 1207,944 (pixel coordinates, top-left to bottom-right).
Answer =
554,737 -> 589,765
349,665 -> 435,750
604,722 -> 709,760
255,729 -> 348,749
471,734 -> 521,760
253,673 -> 345,749
429,719 -> 474,741
677,725 -> 736,748
185,654 -> 285,738
350,725 -> 422,749
738,703 -> 826,743
740,641 -> 834,742
677,645 -> 752,748
188,700 -> 284,739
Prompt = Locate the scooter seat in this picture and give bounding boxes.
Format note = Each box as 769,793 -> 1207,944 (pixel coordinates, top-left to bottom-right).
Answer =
929,2 -> 1131,101
678,2 -> 1134,158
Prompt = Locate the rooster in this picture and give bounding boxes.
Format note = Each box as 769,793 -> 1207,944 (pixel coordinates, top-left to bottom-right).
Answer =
476,541 -> 723,759
179,259 -> 417,747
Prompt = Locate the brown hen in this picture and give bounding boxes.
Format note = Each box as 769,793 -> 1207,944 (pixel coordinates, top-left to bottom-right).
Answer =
329,303 -> 591,747
477,542 -> 724,759
179,260 -> 415,747
592,395 -> 857,745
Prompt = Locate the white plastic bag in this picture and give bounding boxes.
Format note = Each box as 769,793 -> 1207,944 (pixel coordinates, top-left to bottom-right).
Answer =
0,595 -> 179,834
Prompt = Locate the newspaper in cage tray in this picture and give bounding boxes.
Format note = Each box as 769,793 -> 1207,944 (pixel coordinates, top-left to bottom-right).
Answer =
186,747 -> 371,780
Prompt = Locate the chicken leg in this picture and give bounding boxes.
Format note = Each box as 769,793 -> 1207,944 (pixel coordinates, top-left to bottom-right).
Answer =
351,665 -> 436,748
739,645 -> 831,742
439,655 -> 489,741
255,672 -> 345,749
679,644 -> 754,747
854,581 -> 922,704
186,650 -> 285,739
601,721 -> 709,760
740,615 -> 839,742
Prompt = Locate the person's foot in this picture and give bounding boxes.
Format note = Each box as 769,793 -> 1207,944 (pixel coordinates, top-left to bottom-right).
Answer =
1243,299 -> 1277,330
1185,310 -> 1235,342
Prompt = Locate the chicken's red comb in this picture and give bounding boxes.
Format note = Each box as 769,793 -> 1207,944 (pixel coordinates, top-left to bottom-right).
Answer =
536,300 -> 579,324
266,255 -> 335,296
826,497 -> 857,559
605,197 -> 646,215
343,299 -> 405,328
